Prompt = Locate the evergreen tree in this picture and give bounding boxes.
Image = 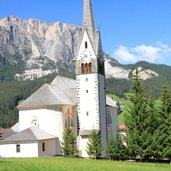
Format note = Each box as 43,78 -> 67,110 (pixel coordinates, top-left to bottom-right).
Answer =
124,68 -> 148,159
142,97 -> 159,159
86,130 -> 102,159
61,128 -> 78,157
157,83 -> 171,160
107,133 -> 127,160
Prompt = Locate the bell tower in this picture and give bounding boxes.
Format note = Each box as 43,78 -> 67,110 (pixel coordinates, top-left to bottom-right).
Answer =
76,0 -> 107,157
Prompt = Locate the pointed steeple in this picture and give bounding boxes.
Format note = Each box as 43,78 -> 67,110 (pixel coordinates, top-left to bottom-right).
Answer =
83,0 -> 95,41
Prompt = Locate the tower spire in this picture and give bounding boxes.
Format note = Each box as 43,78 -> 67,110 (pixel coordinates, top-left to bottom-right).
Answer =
83,0 -> 95,40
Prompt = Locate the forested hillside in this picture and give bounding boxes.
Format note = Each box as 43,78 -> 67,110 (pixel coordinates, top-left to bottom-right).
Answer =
107,61 -> 171,98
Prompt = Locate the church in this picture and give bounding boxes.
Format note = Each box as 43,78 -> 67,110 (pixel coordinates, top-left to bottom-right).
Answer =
0,0 -> 118,158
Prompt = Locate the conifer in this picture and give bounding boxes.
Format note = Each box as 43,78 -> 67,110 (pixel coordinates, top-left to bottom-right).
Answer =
142,97 -> 158,159
86,130 -> 102,159
61,127 -> 78,157
106,133 -> 127,160
157,83 -> 171,160
124,68 -> 148,158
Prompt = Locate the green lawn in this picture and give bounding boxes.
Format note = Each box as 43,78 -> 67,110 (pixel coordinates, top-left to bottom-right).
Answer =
0,157 -> 170,171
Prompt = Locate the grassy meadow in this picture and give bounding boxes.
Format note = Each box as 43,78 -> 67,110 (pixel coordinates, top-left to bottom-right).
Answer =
0,157 -> 170,171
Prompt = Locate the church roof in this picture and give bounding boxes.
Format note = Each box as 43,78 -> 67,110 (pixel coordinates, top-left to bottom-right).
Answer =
18,76 -> 77,109
11,122 -> 19,132
0,128 -> 15,139
0,127 -> 57,143
18,75 -> 117,109
51,75 -> 76,89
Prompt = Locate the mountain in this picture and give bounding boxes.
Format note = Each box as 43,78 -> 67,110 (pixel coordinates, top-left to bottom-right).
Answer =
0,16 -> 131,81
0,16 -> 81,80
1,16 -> 171,91
0,16 -> 80,64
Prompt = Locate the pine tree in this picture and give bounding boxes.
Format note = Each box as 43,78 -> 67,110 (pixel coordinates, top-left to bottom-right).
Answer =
61,128 -> 78,157
142,97 -> 158,159
106,133 -> 127,160
124,68 -> 148,159
157,83 -> 171,160
86,130 -> 102,159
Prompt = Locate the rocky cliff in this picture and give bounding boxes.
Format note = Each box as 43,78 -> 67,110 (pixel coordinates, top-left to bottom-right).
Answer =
0,16 -> 80,65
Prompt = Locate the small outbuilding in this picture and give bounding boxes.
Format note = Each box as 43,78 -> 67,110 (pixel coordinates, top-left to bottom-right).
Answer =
0,127 -> 59,158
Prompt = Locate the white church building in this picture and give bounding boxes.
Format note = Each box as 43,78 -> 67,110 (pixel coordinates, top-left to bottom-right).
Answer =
0,0 -> 118,158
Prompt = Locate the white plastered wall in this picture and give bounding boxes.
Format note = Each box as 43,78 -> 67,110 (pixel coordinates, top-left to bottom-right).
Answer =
79,137 -> 89,158
19,108 -> 64,142
38,138 -> 59,156
0,143 -> 38,158
77,73 -> 100,157
77,74 -> 100,131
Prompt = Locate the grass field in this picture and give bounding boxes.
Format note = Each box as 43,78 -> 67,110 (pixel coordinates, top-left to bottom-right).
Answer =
0,157 -> 170,171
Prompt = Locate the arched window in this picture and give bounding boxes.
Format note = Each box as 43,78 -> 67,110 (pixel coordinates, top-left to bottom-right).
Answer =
31,116 -> 39,128
85,63 -> 89,73
89,63 -> 92,73
31,120 -> 39,127
81,63 -> 85,74
65,109 -> 73,128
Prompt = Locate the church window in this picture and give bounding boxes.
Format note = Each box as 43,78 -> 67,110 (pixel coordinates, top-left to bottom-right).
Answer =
65,109 -> 73,128
86,111 -> 89,116
16,144 -> 20,153
42,142 -> 45,151
81,63 -> 85,74
31,119 -> 39,128
89,63 -> 92,73
85,63 -> 89,73
86,90 -> 88,93
85,41 -> 88,49
85,78 -> 88,82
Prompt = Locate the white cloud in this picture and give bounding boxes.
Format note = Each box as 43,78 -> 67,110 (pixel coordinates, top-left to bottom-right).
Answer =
113,46 -> 136,63
112,42 -> 171,64
134,45 -> 161,62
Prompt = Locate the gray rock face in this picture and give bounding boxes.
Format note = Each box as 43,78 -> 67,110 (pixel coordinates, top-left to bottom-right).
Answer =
0,16 -> 81,66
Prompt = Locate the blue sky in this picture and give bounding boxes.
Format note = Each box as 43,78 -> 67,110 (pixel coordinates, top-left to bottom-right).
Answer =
1,0 -> 171,66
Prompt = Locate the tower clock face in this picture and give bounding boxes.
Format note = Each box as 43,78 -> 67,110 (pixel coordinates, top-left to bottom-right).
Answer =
80,50 -> 92,62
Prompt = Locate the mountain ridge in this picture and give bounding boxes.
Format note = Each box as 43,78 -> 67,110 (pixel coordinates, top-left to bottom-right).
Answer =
0,16 -> 171,84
